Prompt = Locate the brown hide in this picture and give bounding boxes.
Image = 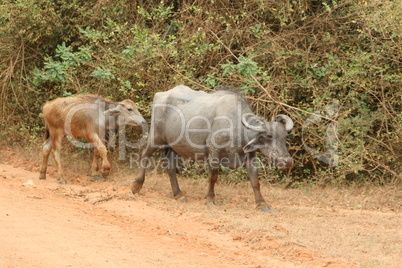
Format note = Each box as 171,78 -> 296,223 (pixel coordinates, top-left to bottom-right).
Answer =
39,94 -> 146,184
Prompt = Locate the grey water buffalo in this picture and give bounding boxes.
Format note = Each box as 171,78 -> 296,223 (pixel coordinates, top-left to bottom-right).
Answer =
39,94 -> 146,184
132,85 -> 294,211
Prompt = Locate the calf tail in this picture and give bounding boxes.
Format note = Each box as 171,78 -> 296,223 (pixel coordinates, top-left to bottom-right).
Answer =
44,124 -> 50,140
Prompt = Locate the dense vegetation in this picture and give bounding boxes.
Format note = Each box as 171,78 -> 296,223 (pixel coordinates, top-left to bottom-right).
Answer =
1,0 -> 401,185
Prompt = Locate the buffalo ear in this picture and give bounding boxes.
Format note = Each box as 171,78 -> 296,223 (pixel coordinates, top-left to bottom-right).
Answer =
104,107 -> 121,116
243,138 -> 259,153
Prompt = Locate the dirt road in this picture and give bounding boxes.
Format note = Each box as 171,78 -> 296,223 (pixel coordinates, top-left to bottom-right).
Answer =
0,151 -> 401,267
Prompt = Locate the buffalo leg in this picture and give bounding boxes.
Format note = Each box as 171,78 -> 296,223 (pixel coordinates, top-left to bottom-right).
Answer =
205,165 -> 219,206
131,144 -> 159,194
39,137 -> 52,180
246,153 -> 270,211
166,148 -> 186,201
88,134 -> 110,177
91,148 -> 101,179
52,131 -> 66,184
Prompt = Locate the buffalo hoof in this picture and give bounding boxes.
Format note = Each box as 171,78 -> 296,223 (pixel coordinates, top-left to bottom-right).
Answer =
205,201 -> 220,206
259,207 -> 271,212
256,202 -> 271,212
174,192 -> 187,203
92,175 -> 101,181
131,183 -> 143,194
101,167 -> 111,178
39,174 -> 46,180
177,196 -> 188,203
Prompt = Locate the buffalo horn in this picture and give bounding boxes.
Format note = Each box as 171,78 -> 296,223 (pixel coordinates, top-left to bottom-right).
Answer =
276,114 -> 294,132
241,113 -> 266,132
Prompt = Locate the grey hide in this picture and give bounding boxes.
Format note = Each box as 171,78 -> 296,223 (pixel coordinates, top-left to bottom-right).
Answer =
132,85 -> 294,211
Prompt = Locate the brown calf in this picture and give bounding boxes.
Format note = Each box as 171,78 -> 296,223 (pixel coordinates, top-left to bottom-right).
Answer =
39,94 -> 146,184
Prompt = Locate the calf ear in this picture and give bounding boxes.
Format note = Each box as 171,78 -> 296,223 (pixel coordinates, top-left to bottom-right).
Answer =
104,107 -> 121,116
243,138 -> 259,153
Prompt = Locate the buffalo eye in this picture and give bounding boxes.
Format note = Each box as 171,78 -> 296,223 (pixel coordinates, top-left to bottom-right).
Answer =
266,134 -> 273,139
127,107 -> 133,111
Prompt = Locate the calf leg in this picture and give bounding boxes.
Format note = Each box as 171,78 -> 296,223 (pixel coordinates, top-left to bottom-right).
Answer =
39,138 -> 52,180
88,134 -> 110,177
166,148 -> 186,201
52,132 -> 66,184
91,149 -> 101,179
246,153 -> 270,211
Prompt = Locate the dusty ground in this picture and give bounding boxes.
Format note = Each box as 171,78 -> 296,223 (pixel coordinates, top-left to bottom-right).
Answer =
0,147 -> 401,268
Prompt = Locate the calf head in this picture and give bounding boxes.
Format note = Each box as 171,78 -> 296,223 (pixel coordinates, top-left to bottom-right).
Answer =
242,114 -> 294,169
104,100 -> 147,128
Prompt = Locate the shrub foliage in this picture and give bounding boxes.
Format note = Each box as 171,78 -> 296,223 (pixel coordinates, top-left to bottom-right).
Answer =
1,0 -> 401,184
